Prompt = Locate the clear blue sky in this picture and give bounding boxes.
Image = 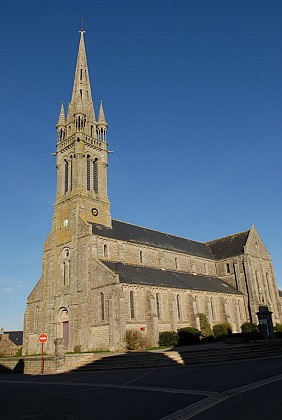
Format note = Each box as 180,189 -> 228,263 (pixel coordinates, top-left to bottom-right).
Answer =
0,0 -> 281,330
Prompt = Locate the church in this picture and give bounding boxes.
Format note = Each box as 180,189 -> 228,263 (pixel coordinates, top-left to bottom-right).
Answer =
23,31 -> 282,355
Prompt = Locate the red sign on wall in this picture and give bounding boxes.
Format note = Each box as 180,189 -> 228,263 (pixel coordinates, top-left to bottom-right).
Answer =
39,333 -> 48,343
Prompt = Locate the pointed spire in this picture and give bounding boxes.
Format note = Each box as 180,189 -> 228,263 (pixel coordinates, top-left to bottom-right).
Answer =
57,102 -> 66,126
98,101 -> 107,125
70,30 -> 94,116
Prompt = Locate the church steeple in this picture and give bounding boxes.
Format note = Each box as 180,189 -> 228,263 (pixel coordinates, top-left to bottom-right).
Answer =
54,30 -> 111,231
69,30 -> 95,122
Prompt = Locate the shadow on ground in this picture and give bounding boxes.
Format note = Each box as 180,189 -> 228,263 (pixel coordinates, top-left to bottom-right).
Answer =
0,359 -> 25,374
71,350 -> 181,372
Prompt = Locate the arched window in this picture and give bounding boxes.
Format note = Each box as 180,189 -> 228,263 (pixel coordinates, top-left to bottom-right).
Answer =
226,263 -> 231,274
266,273 -> 272,302
255,270 -> 260,293
176,295 -> 181,320
70,156 -> 73,191
175,257 -> 178,269
99,292 -> 105,321
204,262 -> 207,274
60,248 -> 70,287
139,250 -> 143,263
103,244 -> 108,258
63,262 -> 66,285
86,155 -> 91,191
93,159 -> 98,192
64,160 -> 69,193
156,293 -> 161,319
210,297 -> 215,320
130,291 -> 135,319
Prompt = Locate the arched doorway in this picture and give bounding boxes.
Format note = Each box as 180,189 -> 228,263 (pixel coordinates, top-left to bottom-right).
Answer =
58,307 -> 69,350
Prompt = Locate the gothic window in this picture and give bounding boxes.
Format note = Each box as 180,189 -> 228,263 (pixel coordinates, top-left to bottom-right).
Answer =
99,292 -> 105,321
226,263 -> 231,274
64,160 -> 69,193
156,293 -> 161,319
87,155 -> 91,191
90,125 -> 93,137
70,156 -> 73,191
210,297 -> 215,320
93,159 -> 98,192
176,295 -> 181,320
255,270 -> 260,293
266,273 -> 272,302
63,262 -> 66,285
130,291 -> 135,319
175,257 -> 178,269
139,250 -> 143,263
60,248 -> 70,287
80,69 -> 83,80
103,244 -> 108,258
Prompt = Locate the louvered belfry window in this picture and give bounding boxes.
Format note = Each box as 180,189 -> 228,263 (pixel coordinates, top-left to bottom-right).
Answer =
93,159 -> 98,192
87,156 -> 90,191
64,160 -> 69,193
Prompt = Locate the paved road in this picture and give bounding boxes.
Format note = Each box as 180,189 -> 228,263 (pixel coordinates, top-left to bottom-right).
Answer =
0,355 -> 282,419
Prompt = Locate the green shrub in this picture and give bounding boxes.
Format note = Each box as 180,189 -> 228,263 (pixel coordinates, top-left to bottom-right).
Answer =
177,327 -> 201,345
241,322 -> 258,333
159,331 -> 179,347
213,322 -> 232,340
198,313 -> 213,338
274,323 -> 282,332
126,329 -> 147,350
16,347 -> 22,357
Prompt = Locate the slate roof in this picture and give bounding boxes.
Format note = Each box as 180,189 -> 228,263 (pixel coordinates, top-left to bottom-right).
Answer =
206,231 -> 250,260
5,331 -> 23,346
103,261 -> 242,295
92,220 -> 214,258
91,220 -> 249,260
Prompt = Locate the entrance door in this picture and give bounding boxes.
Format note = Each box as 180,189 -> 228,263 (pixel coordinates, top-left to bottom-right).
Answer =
63,321 -> 69,350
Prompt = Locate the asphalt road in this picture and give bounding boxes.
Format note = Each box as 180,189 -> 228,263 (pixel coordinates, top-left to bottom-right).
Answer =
0,355 -> 282,419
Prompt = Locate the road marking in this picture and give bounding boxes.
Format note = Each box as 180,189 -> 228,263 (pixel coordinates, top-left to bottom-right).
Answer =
160,373 -> 282,419
0,379 -> 217,398
124,368 -> 157,385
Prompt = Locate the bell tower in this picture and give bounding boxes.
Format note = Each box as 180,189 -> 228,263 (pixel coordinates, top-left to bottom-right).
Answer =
54,29 -> 111,238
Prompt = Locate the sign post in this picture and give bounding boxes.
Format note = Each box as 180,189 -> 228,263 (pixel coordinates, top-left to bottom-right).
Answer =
39,333 -> 48,374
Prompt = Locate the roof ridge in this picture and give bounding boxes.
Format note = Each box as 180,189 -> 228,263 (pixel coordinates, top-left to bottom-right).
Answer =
112,219 -> 204,245
205,230 -> 250,245
104,260 -> 215,277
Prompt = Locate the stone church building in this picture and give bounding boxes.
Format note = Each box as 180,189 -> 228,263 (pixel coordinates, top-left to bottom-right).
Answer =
23,31 -> 282,355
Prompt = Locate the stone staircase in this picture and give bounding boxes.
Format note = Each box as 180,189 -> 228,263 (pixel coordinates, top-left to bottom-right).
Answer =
69,340 -> 281,372
177,341 -> 282,365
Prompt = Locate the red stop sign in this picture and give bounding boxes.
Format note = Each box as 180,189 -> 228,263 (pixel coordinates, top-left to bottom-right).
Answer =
39,333 -> 48,343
